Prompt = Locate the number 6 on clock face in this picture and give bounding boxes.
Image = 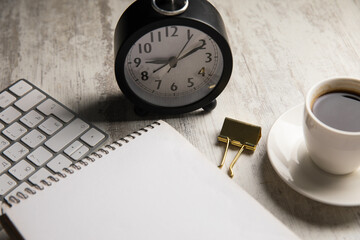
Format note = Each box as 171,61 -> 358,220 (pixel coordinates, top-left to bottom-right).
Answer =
124,25 -> 224,108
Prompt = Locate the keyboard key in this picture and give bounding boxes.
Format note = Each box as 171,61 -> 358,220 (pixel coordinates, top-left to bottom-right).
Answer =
45,118 -> 89,152
9,160 -> 36,181
0,156 -> 11,174
3,142 -> 29,162
37,99 -> 74,123
0,123 -> 3,130
70,145 -> 90,160
5,182 -> 33,201
9,80 -> 33,96
0,174 -> 17,195
64,140 -> 83,156
3,122 -> 27,140
0,135 -> 10,152
20,110 -> 44,128
81,128 -> 106,147
28,168 -> 53,186
0,106 -> 22,124
0,91 -> 16,108
27,146 -> 53,166
47,154 -> 72,173
38,117 -> 63,135
14,89 -> 46,112
21,129 -> 46,148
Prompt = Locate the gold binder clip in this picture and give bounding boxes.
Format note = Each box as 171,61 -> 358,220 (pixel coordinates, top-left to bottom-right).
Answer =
218,118 -> 261,178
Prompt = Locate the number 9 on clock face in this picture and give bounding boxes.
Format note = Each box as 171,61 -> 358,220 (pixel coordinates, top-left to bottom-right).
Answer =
124,25 -> 224,108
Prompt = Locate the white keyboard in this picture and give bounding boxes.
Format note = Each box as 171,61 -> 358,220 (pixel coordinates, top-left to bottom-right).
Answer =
0,79 -> 108,201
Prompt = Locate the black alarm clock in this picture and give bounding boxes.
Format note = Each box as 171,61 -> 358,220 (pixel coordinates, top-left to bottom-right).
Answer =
114,0 -> 233,115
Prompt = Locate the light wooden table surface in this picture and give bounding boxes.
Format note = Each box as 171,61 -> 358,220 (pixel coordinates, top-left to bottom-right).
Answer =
1,0 -> 360,239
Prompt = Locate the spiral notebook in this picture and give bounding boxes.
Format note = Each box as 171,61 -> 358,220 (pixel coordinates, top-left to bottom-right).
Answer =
0,121 -> 298,240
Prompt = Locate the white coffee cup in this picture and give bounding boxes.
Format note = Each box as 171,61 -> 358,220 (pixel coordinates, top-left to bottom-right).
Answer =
303,77 -> 360,175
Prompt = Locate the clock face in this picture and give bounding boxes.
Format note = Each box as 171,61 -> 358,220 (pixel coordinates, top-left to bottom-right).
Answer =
124,25 -> 224,107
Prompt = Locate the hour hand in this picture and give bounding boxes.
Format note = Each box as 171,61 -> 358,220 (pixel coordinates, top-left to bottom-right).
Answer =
146,59 -> 169,64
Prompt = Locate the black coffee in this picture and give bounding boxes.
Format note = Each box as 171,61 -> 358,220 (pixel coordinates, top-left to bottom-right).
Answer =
312,91 -> 360,132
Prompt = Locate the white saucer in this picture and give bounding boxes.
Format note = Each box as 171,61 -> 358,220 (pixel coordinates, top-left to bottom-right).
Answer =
267,104 -> 360,206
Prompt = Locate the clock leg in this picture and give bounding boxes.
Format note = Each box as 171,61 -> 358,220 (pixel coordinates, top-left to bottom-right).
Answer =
202,99 -> 217,112
134,106 -> 149,116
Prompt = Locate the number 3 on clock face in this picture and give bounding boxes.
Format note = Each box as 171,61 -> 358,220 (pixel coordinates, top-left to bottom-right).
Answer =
124,25 -> 224,108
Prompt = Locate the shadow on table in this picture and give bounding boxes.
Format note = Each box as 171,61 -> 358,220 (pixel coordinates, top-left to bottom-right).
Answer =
76,93 -> 213,123
259,153 -> 360,227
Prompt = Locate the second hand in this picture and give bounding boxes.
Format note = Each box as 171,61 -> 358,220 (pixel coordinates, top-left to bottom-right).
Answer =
153,32 -> 195,74
167,33 -> 194,73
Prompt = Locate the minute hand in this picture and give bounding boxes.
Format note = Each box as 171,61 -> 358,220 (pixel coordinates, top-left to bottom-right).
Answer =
178,42 -> 206,61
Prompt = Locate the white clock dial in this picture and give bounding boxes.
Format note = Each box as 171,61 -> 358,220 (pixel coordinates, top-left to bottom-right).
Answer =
124,25 -> 224,107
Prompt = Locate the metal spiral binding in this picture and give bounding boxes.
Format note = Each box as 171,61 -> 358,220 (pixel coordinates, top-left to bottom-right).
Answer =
4,121 -> 161,207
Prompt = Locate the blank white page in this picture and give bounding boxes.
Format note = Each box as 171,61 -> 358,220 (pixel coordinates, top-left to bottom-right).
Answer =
2,121 -> 299,240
